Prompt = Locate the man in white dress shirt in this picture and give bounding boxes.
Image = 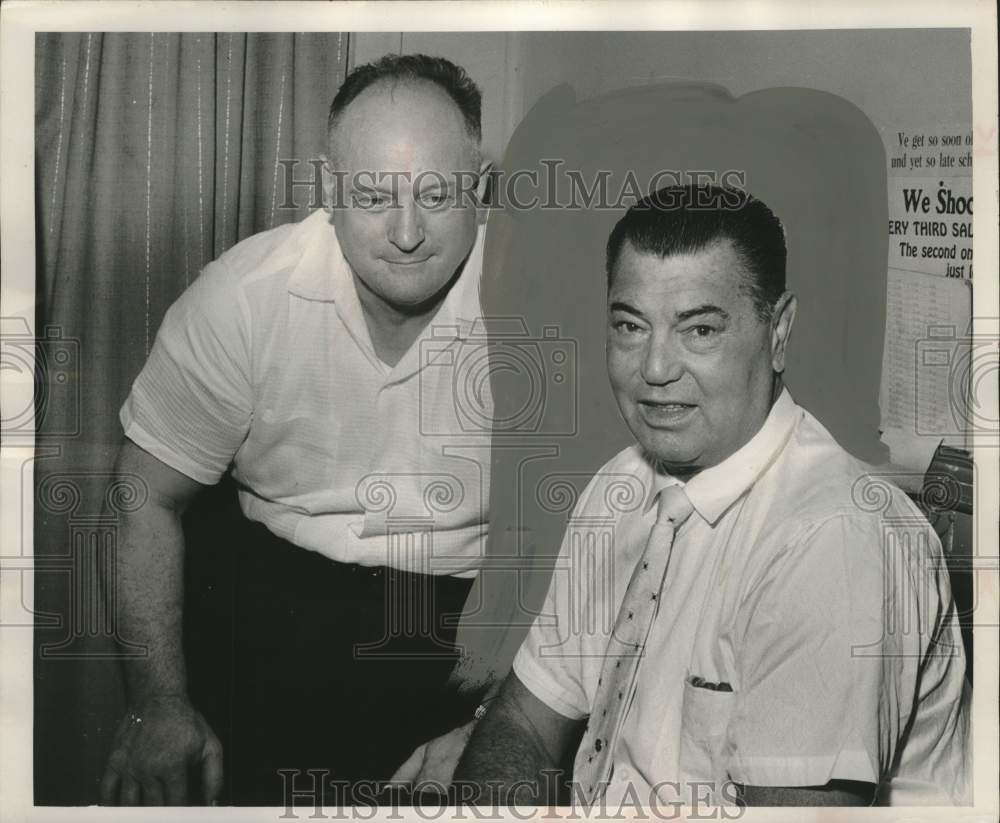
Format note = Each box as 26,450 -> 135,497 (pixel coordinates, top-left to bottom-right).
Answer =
454,184 -> 968,807
99,54 -> 493,806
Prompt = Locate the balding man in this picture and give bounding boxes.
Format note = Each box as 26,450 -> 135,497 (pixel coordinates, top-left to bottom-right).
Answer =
101,54 -> 492,806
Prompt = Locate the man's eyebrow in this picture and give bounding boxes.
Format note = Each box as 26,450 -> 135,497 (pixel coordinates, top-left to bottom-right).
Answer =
675,304 -> 730,322
415,180 -> 451,193
349,182 -> 395,195
609,301 -> 731,322
349,180 -> 453,195
609,300 -> 645,318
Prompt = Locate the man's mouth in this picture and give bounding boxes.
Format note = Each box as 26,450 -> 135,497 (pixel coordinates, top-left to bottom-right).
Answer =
384,256 -> 431,266
638,400 -> 697,424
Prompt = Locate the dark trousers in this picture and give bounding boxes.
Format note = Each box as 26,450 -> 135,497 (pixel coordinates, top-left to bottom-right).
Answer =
184,505 -> 474,806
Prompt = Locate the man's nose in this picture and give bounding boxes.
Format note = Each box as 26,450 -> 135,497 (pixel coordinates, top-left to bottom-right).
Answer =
387,200 -> 426,252
640,334 -> 683,385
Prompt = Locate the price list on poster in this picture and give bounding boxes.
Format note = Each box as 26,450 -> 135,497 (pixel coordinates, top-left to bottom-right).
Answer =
879,125 -> 973,462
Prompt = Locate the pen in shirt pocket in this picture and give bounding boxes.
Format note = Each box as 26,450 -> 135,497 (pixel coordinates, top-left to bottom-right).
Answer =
689,675 -> 733,692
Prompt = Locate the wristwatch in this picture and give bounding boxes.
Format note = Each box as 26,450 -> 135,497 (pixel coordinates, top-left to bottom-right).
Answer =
473,695 -> 499,721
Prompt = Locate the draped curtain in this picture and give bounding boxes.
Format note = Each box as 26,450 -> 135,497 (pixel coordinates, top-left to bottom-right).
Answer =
33,32 -> 350,804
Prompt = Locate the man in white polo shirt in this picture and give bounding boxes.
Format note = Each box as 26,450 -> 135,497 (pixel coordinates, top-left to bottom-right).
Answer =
99,54 -> 492,806
454,184 -> 968,807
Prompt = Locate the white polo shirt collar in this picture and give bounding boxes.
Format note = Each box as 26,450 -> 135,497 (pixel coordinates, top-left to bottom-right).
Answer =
285,208 -> 485,383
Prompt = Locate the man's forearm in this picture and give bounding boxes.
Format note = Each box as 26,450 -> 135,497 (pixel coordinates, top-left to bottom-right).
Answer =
111,503 -> 189,706
453,686 -> 566,804
454,717 -> 558,803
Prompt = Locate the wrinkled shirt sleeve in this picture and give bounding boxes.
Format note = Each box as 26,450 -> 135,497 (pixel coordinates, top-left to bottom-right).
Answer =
120,261 -> 252,484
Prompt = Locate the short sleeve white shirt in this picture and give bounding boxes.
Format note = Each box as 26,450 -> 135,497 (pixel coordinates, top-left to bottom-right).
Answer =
513,390 -> 969,805
121,209 -> 492,576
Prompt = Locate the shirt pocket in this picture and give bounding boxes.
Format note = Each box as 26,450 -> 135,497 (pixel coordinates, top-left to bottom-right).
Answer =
679,677 -> 736,791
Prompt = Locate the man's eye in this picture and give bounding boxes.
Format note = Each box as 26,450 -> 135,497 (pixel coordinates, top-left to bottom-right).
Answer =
688,324 -> 718,337
613,320 -> 642,334
418,192 -> 450,208
353,193 -> 388,210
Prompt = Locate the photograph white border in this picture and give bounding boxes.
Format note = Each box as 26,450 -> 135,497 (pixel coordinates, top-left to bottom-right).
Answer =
2,2 -> 997,821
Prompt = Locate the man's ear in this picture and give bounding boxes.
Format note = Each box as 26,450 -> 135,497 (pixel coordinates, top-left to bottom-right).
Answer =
475,159 -> 493,205
770,291 -> 797,373
319,153 -> 341,211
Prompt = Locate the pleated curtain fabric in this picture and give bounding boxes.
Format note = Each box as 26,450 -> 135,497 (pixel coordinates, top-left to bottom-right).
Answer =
32,32 -> 349,804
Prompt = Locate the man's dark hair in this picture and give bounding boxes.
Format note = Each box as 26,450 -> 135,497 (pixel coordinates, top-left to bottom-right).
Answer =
606,184 -> 787,320
327,53 -> 482,144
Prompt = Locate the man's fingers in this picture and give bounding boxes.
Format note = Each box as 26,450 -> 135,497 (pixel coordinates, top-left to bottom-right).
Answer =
413,725 -> 472,786
99,763 -> 122,805
390,743 -> 427,783
201,738 -> 224,805
163,769 -> 189,806
415,752 -> 450,786
120,776 -> 142,806
141,778 -> 166,806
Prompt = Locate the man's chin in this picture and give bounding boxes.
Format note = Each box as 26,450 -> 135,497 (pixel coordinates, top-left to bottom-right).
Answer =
376,280 -> 453,316
636,439 -> 703,477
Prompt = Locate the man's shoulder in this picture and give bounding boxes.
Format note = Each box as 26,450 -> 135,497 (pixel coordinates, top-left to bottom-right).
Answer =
767,405 -> 928,539
571,443 -> 651,518
213,211 -> 326,289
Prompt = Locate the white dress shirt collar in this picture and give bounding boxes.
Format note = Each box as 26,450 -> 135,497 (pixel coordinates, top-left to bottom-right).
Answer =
645,388 -> 801,525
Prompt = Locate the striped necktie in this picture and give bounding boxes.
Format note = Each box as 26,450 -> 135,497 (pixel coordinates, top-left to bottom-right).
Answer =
575,483 -> 694,802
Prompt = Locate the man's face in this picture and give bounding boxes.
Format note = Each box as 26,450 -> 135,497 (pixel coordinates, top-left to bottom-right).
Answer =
606,239 -> 795,475
326,81 -> 483,318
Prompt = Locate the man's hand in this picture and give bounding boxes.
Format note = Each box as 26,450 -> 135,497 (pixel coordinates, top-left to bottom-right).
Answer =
390,722 -> 475,789
99,695 -> 223,806
100,441 -> 213,804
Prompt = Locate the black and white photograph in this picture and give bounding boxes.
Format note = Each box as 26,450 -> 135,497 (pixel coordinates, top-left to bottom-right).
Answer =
1,1 -> 997,819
